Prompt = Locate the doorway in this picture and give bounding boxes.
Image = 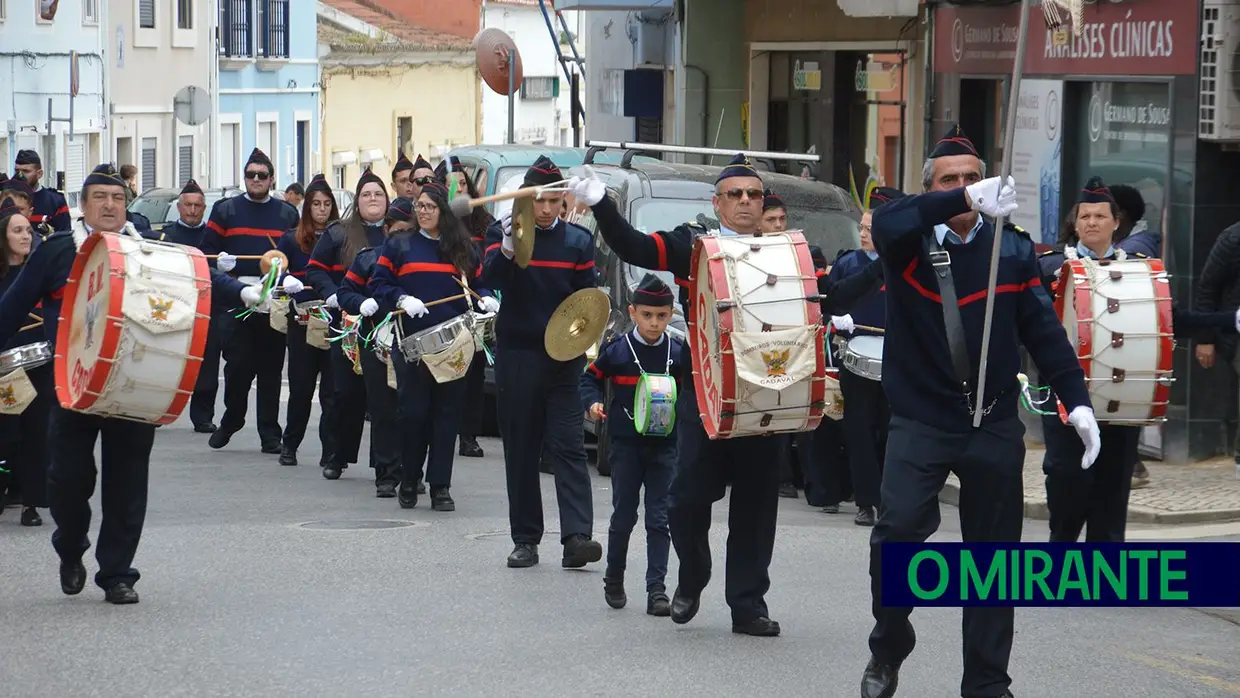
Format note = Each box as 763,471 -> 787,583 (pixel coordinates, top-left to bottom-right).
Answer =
958,78 -> 1001,168
296,120 -> 309,184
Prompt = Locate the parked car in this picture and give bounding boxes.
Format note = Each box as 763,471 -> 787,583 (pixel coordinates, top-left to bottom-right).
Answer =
129,186 -> 355,225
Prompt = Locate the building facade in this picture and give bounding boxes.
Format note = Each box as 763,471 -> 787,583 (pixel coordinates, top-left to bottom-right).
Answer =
215,0 -> 321,190
0,0 -> 109,201
109,0 -> 214,191
580,4 -> 678,145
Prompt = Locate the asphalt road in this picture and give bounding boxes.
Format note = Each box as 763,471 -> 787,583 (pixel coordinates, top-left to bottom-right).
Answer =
1,403 -> 1238,697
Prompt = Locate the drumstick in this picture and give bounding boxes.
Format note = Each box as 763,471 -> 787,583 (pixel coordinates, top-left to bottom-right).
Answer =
204,254 -> 272,260
854,324 -> 885,334
19,321 -> 41,332
453,277 -> 483,300
392,293 -> 470,315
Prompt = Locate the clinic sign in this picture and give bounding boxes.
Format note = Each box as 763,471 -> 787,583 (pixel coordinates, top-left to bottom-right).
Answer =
935,1 -> 1198,77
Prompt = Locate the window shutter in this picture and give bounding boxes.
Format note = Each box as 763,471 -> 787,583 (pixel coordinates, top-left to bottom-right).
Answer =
139,0 -> 155,28
141,138 -> 158,190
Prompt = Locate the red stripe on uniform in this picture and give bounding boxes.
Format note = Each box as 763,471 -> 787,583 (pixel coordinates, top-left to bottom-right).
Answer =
345,270 -> 366,285
956,278 -> 1039,307
54,205 -> 69,216
49,285 -> 65,301
223,227 -> 282,238
207,220 -> 226,234
586,363 -> 603,379
612,376 -> 639,386
674,277 -> 689,288
486,243 -> 501,253
902,258 -> 1036,306
652,233 -> 668,271
527,260 -> 575,269
377,256 -> 396,271
397,262 -> 457,275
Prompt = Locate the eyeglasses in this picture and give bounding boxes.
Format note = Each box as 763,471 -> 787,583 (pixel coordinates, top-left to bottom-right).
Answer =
414,203 -> 437,213
414,177 -> 434,186
245,171 -> 271,181
721,188 -> 764,201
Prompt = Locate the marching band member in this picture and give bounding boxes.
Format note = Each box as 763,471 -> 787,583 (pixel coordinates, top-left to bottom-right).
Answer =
759,188 -> 788,233
806,245 -> 852,512
825,186 -> 904,528
12,150 -> 70,232
275,175 -> 341,468
370,182 -> 496,511
2,177 -> 54,241
483,155 -> 602,569
201,148 -> 299,454
0,164 -> 261,604
0,198 -> 49,527
335,197 -> 414,498
306,168 -> 393,482
390,153 -> 433,201
758,189 -> 801,499
580,273 -> 682,616
859,125 -> 1096,698
143,179 -> 220,432
436,155 -> 495,458
283,182 -> 305,214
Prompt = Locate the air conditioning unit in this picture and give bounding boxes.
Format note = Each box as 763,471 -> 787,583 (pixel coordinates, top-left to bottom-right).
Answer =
1200,1 -> 1240,141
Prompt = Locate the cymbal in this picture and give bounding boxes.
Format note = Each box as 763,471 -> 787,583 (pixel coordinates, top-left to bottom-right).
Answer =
512,197 -> 535,269
260,249 -> 289,274
545,288 -> 611,362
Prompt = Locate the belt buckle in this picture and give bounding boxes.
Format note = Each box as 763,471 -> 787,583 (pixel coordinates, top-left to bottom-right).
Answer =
929,250 -> 951,267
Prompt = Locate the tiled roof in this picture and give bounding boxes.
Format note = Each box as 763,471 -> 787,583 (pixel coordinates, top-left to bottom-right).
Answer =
319,0 -> 473,52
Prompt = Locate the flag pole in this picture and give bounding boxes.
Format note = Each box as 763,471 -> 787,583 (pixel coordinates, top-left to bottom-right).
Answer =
971,0 -> 1033,427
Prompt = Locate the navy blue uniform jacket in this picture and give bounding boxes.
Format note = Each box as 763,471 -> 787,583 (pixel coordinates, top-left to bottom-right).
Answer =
581,330 -> 685,440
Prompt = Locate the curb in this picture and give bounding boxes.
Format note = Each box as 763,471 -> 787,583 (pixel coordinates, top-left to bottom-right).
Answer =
938,481 -> 1240,526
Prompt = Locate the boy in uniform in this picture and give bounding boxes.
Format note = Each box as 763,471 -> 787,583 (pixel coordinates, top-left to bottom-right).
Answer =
581,274 -> 683,616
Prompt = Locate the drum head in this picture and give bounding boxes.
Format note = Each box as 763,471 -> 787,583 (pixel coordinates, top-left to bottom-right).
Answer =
690,236 -> 726,437
847,335 -> 884,360
56,232 -> 125,410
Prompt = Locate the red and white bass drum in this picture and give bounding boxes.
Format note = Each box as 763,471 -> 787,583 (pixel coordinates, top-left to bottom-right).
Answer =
56,230 -> 213,424
1054,254 -> 1174,424
689,231 -> 828,439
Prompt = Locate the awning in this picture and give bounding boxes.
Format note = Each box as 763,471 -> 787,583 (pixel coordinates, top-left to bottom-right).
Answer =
359,148 -> 385,164
332,150 -> 357,166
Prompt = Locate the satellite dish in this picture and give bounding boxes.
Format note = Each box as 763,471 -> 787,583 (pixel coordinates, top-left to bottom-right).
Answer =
173,86 -> 211,127
474,28 -> 523,96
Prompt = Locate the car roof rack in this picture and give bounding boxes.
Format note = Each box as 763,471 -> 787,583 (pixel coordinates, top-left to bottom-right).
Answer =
584,141 -> 820,171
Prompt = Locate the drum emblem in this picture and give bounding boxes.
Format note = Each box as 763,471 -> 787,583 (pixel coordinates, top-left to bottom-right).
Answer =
0,386 -> 15,407
761,348 -> 790,377
148,295 -> 173,322
447,351 -> 467,374
83,299 -> 100,349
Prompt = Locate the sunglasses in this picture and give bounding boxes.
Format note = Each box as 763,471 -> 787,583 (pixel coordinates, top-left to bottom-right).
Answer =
414,176 -> 434,186
245,171 -> 271,181
722,188 -> 764,201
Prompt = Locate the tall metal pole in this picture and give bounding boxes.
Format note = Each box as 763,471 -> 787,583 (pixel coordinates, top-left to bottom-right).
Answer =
571,71 -> 581,147
507,50 -> 516,144
971,1 -> 1032,427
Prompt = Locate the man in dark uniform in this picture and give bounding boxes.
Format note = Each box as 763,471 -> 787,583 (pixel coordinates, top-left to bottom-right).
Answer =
143,179 -> 220,433
482,155 -> 603,571
2,177 -> 55,240
0,164 -> 260,604
860,126 -> 1101,698
12,150 -> 71,232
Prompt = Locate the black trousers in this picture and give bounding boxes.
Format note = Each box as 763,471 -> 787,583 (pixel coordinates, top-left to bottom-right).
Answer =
812,416 -> 851,506
606,436 -> 675,591
360,346 -> 401,484
671,384 -> 781,623
868,416 -> 1026,698
0,362 -> 53,507
329,342 -> 367,468
1042,414 -> 1139,543
840,368 -> 889,510
459,353 -> 486,439
394,353 -> 465,487
282,321 -> 337,460
188,310 -> 225,428
495,348 -> 593,545
219,312 -> 286,445
47,406 -> 156,590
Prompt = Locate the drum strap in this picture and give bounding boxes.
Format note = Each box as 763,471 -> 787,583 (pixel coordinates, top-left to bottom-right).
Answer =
926,239 -> 973,393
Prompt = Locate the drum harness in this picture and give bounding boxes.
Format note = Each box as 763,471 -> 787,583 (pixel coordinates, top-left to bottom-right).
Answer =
926,237 -> 1002,418
621,331 -> 674,426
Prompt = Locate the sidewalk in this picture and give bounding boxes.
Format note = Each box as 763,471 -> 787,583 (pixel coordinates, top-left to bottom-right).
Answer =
939,447 -> 1240,525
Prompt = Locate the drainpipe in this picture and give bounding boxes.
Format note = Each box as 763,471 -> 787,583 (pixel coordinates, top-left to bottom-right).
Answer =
210,3 -> 220,187
922,5 -> 935,165
686,64 -> 708,152
100,0 -> 111,164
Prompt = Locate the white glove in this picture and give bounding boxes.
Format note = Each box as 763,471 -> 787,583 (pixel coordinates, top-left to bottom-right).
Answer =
1067,406 -> 1101,470
282,275 -> 304,294
830,314 -> 855,333
240,285 -> 263,308
216,252 -> 237,273
325,294 -> 339,309
500,211 -> 515,257
400,295 -> 429,318
567,167 -> 606,206
477,296 -> 500,314
965,176 -> 1018,218
360,298 -> 379,317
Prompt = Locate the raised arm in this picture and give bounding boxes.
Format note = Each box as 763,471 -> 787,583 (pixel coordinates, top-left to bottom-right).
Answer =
820,256 -> 883,316
871,189 -> 972,267
589,194 -> 692,279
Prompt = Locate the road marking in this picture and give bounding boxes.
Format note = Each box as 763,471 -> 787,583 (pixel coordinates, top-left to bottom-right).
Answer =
1127,521 -> 1240,541
1121,652 -> 1240,694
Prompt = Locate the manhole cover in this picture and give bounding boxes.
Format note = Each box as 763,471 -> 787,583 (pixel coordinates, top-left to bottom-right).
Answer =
296,520 -> 424,531
467,529 -> 559,541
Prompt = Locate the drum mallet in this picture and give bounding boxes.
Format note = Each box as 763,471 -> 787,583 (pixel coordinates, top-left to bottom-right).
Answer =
448,182 -> 572,218
853,324 -> 885,334
453,276 -> 483,301
392,293 -> 471,315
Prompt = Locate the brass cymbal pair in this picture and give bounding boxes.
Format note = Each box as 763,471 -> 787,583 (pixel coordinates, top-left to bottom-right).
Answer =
544,287 -> 611,362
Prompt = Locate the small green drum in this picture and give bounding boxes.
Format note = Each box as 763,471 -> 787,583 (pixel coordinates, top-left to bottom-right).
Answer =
634,373 -> 677,437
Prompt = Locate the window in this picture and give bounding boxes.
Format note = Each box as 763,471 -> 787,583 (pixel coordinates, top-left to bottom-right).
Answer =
0,0 -> 7,21
219,0 -> 252,57
332,166 -> 345,190
178,136 -> 193,185
141,137 -> 157,191
220,123 -> 240,187
396,117 -> 412,162
138,0 -> 154,28
259,0 -> 290,59
176,0 -> 192,29
521,77 -> 560,101
83,0 -> 98,23
257,119 -> 277,175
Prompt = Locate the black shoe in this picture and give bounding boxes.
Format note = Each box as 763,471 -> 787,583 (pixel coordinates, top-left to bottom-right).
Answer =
104,583 -> 140,605
604,577 -> 626,609
430,486 -> 455,512
822,504 -> 840,514
375,483 -> 397,499
322,464 -> 343,480
670,587 -> 701,624
278,447 -> 298,466
194,422 -> 218,433
778,482 -> 798,498
397,483 -> 418,509
861,656 -> 901,698
458,436 -> 484,458
855,507 -> 876,527
507,543 -> 539,568
417,481 -> 426,495
207,429 -> 234,449
60,559 -> 86,595
647,585 -> 670,616
261,442 -> 282,455
732,616 -> 781,636
562,535 -> 603,568
20,506 -> 42,526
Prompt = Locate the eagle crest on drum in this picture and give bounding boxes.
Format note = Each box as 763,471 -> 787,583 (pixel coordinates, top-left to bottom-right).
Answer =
447,351 -> 467,374
761,348 -> 790,376
148,296 -> 174,322
84,300 -> 100,349
0,385 -> 15,407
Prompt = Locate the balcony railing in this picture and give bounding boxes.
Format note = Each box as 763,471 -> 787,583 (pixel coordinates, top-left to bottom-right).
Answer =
260,0 -> 290,59
219,0 -> 252,57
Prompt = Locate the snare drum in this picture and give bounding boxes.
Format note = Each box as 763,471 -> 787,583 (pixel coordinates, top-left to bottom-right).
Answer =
341,313 -> 362,374
373,321 -> 395,365
634,374 -> 677,437
842,336 -> 883,381
1055,256 -> 1174,423
55,230 -> 212,424
0,341 -> 53,375
269,290 -> 291,335
293,298 -> 325,326
472,311 -> 496,349
822,368 -> 844,421
398,313 -> 473,363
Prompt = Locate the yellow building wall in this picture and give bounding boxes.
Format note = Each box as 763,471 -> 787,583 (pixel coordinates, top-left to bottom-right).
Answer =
321,61 -> 480,191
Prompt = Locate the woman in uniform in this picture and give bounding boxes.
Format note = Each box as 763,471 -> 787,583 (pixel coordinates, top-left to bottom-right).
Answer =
276,175 -> 340,468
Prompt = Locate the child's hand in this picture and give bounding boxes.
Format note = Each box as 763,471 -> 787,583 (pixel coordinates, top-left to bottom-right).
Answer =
589,403 -> 606,421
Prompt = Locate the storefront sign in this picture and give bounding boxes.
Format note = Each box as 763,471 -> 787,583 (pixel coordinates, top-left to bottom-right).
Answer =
935,1 -> 1197,76
793,61 -> 822,91
1009,79 -> 1063,245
